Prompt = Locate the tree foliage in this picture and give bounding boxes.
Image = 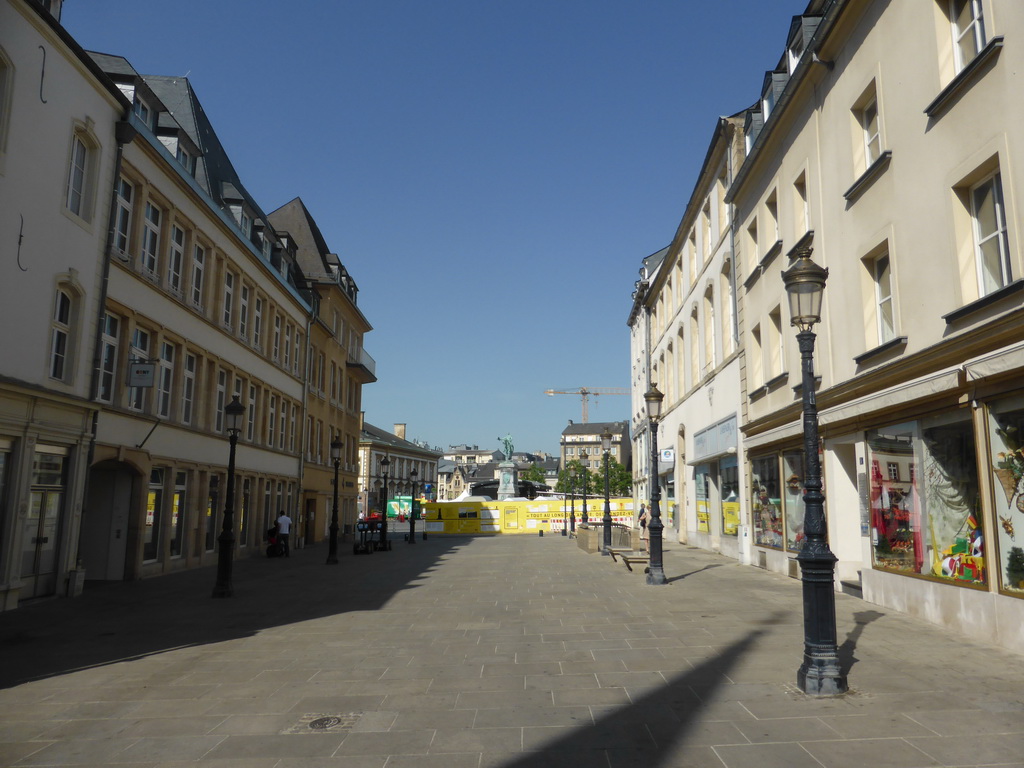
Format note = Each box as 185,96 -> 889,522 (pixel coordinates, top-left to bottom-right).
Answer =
555,457 -> 632,497
521,464 -> 547,485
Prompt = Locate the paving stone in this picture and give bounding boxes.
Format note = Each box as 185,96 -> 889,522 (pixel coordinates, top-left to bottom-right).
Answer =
3,535 -> 1024,768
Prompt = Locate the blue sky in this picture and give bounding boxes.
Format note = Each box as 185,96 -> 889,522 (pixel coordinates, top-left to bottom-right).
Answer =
64,1 -> 794,456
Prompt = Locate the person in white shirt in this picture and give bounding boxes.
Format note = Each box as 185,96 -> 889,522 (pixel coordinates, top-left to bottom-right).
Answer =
276,511 -> 292,557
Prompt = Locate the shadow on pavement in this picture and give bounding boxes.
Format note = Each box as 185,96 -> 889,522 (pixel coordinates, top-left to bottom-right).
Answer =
496,618 -> 782,767
837,608 -> 885,676
0,536 -> 467,689
666,563 -> 724,583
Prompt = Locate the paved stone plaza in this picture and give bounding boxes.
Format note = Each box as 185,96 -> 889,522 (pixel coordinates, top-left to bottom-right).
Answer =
1,532 -> 1023,767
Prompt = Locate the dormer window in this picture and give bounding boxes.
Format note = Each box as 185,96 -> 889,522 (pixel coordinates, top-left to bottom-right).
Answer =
788,34 -> 805,73
744,109 -> 763,155
761,70 -> 789,122
787,16 -> 822,75
133,97 -> 153,130
239,211 -> 251,238
762,85 -> 776,120
176,145 -> 194,175
262,236 -> 272,260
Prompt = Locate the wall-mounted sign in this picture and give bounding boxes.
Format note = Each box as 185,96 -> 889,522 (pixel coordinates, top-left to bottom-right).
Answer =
128,362 -> 156,387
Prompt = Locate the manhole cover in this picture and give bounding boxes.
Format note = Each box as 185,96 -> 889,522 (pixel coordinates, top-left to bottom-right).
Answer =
281,712 -> 362,734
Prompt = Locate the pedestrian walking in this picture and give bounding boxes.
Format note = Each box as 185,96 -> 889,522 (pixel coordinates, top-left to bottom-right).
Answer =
638,503 -> 649,552
276,510 -> 292,557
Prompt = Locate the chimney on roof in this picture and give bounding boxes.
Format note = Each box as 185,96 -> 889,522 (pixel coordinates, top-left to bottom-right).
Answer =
394,423 -> 406,440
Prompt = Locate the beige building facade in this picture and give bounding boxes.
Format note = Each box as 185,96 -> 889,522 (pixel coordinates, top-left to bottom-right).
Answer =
268,198 -> 375,545
0,0 -> 122,606
731,0 -> 1024,651
629,117 -> 747,556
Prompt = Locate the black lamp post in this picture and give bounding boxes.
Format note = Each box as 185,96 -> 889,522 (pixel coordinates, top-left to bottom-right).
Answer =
601,429 -> 613,554
408,466 -> 418,544
782,246 -> 846,696
379,456 -> 390,551
327,436 -> 342,564
645,385 -> 667,585
569,462 -> 576,534
561,473 -> 568,536
422,467 -> 429,540
212,395 -> 245,598
580,454 -> 589,526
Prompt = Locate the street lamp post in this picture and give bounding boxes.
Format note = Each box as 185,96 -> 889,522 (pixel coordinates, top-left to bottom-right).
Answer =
212,396 -> 245,598
327,437 -> 342,564
645,385 -> 667,585
408,467 -> 418,544
601,429 -> 613,555
379,456 -> 390,551
580,455 -> 588,526
782,247 -> 846,696
569,463 -> 576,534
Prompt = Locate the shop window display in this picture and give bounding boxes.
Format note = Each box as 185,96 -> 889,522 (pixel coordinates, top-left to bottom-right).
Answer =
752,455 -> 782,548
695,465 -> 711,533
721,456 -> 740,536
783,451 -> 805,550
988,396 -> 1024,595
868,414 -> 983,583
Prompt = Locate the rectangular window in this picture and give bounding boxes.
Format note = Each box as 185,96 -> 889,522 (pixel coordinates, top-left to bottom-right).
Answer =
144,468 -> 163,562
782,452 -> 805,551
750,324 -> 764,385
134,97 -> 152,129
951,0 -> 986,72
869,414 -> 981,584
887,462 -> 900,481
66,135 -> 88,216
247,383 -> 257,441
191,244 -> 205,309
767,307 -> 782,377
794,173 -> 808,236
168,225 -> 185,294
129,327 -> 150,411
141,203 -> 161,277
253,297 -> 264,349
293,332 -> 303,375
182,353 -> 196,425
861,96 -> 881,167
158,342 -> 175,418
873,253 -> 896,344
283,324 -> 292,370
268,394 -> 277,447
766,190 -> 779,243
49,289 -> 72,381
170,471 -> 186,557
273,314 -> 281,361
746,218 -> 759,270
289,403 -> 297,452
98,312 -> 119,402
215,369 -> 226,433
987,395 -> 1024,595
971,173 -> 1011,297
114,178 -> 133,254
223,271 -> 234,328
752,455 -> 782,548
279,401 -> 287,450
239,284 -> 250,340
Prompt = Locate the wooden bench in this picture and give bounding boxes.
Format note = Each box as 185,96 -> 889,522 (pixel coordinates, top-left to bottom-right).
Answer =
608,548 -> 650,572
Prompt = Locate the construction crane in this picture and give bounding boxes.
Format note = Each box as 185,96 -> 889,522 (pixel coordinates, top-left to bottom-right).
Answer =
544,387 -> 629,423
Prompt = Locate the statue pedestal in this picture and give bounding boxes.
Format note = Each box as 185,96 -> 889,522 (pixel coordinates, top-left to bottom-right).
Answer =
497,461 -> 518,500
